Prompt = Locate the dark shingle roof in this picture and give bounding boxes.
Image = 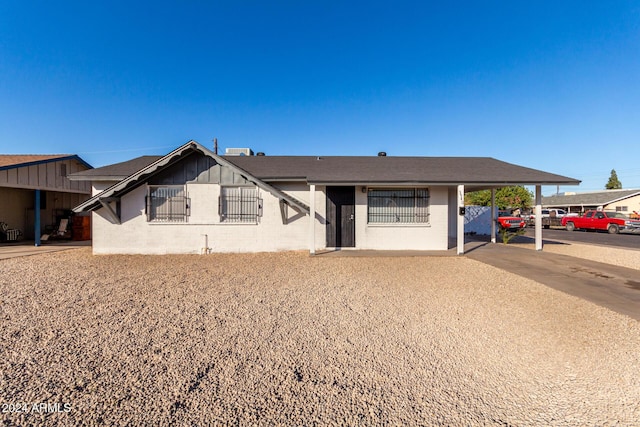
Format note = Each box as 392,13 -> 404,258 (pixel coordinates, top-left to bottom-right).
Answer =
67,155 -> 161,181
228,156 -> 579,187
66,151 -> 580,188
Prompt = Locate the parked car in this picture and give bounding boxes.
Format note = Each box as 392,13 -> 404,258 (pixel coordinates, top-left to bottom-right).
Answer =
528,208 -> 578,225
561,210 -> 640,234
496,211 -> 527,230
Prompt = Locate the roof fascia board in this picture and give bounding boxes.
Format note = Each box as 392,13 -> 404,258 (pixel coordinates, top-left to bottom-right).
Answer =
307,180 -> 581,186
67,175 -> 128,182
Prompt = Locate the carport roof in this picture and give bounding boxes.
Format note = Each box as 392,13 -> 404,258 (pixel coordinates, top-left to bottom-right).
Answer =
0,154 -> 92,171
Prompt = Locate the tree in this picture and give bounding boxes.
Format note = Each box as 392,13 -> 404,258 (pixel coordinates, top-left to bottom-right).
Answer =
605,169 -> 622,189
465,186 -> 533,210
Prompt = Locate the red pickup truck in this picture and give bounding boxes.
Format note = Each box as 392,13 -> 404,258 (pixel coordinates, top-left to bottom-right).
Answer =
496,211 -> 526,230
561,210 -> 640,234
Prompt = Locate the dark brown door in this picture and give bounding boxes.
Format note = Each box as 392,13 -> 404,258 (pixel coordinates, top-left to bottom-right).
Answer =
326,186 -> 355,247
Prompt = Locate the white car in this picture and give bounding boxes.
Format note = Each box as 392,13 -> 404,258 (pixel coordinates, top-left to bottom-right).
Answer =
528,209 -> 578,224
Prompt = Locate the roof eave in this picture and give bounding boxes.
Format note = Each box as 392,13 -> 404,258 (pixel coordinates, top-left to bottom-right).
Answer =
67,175 -> 129,182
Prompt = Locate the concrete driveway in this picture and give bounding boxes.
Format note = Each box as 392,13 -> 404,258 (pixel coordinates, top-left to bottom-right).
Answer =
0,240 -> 90,260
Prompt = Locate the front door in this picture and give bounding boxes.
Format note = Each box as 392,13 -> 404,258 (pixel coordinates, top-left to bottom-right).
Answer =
326,186 -> 355,248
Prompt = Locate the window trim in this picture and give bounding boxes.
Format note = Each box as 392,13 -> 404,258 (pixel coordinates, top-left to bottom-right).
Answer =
366,187 -> 430,225
219,185 -> 262,224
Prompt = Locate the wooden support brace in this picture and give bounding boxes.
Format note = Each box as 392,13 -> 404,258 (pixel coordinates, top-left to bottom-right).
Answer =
99,199 -> 121,225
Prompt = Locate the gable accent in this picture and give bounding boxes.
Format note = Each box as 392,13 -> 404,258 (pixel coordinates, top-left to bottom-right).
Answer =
73,141 -> 310,215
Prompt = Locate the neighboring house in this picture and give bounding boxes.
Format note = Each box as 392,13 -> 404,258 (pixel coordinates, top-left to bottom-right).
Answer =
71,140 -> 579,255
0,155 -> 93,244
543,189 -> 640,215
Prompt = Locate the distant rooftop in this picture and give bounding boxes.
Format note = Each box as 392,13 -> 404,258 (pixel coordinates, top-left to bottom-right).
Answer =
543,188 -> 640,206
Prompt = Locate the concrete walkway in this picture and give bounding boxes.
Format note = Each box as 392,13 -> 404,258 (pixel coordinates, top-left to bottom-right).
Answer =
0,240 -> 90,260
465,241 -> 640,321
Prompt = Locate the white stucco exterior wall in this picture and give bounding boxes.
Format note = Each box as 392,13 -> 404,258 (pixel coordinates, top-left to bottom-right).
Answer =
91,181 -> 454,254
606,195 -> 640,214
92,182 -> 327,254
353,186 -> 450,251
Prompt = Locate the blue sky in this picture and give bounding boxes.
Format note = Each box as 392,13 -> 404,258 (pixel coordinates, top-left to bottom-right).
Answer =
1,1 -> 639,194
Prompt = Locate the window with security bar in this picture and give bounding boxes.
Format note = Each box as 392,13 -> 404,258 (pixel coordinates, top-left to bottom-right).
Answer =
219,186 -> 262,223
367,188 -> 430,223
146,186 -> 190,222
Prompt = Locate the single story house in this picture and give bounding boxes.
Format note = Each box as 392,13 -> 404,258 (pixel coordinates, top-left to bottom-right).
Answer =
0,155 -> 93,245
71,140 -> 579,255
543,189 -> 640,215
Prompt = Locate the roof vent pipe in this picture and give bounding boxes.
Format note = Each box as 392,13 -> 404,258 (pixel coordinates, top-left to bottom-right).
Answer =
378,152 -> 387,157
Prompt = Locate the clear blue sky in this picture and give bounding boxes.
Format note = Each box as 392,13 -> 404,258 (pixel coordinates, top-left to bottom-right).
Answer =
1,1 -> 639,194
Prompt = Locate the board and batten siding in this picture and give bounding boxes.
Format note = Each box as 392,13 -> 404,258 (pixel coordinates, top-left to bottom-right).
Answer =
0,159 -> 91,194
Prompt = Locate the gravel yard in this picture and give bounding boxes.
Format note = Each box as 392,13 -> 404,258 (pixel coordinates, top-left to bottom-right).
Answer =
1,248 -> 639,426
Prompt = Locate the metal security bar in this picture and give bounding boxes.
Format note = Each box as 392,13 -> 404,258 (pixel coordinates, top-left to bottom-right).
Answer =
146,186 -> 190,222
367,188 -> 430,223
220,186 -> 261,223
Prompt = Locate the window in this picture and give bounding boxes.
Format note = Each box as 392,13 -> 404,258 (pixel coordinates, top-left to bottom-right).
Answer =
146,186 -> 190,222
616,206 -> 628,212
367,188 -> 430,223
219,186 -> 262,223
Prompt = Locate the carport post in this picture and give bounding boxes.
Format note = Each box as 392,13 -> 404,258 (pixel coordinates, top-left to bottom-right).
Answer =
309,184 -> 316,255
490,189 -> 496,243
535,185 -> 542,251
457,185 -> 465,255
34,189 -> 41,247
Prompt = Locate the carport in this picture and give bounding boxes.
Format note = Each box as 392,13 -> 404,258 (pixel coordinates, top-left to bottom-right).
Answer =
457,181 -> 580,254
0,155 -> 93,246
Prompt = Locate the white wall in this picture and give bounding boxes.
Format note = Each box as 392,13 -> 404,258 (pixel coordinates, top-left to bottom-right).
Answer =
606,195 -> 640,214
353,186 -> 450,251
92,182 -> 326,254
92,182 -> 454,254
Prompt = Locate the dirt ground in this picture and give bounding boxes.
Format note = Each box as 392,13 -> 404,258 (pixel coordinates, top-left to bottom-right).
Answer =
1,248 -> 639,426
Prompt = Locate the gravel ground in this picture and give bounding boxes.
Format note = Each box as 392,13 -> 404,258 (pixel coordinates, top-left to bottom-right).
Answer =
536,242 -> 640,270
1,248 -> 639,426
